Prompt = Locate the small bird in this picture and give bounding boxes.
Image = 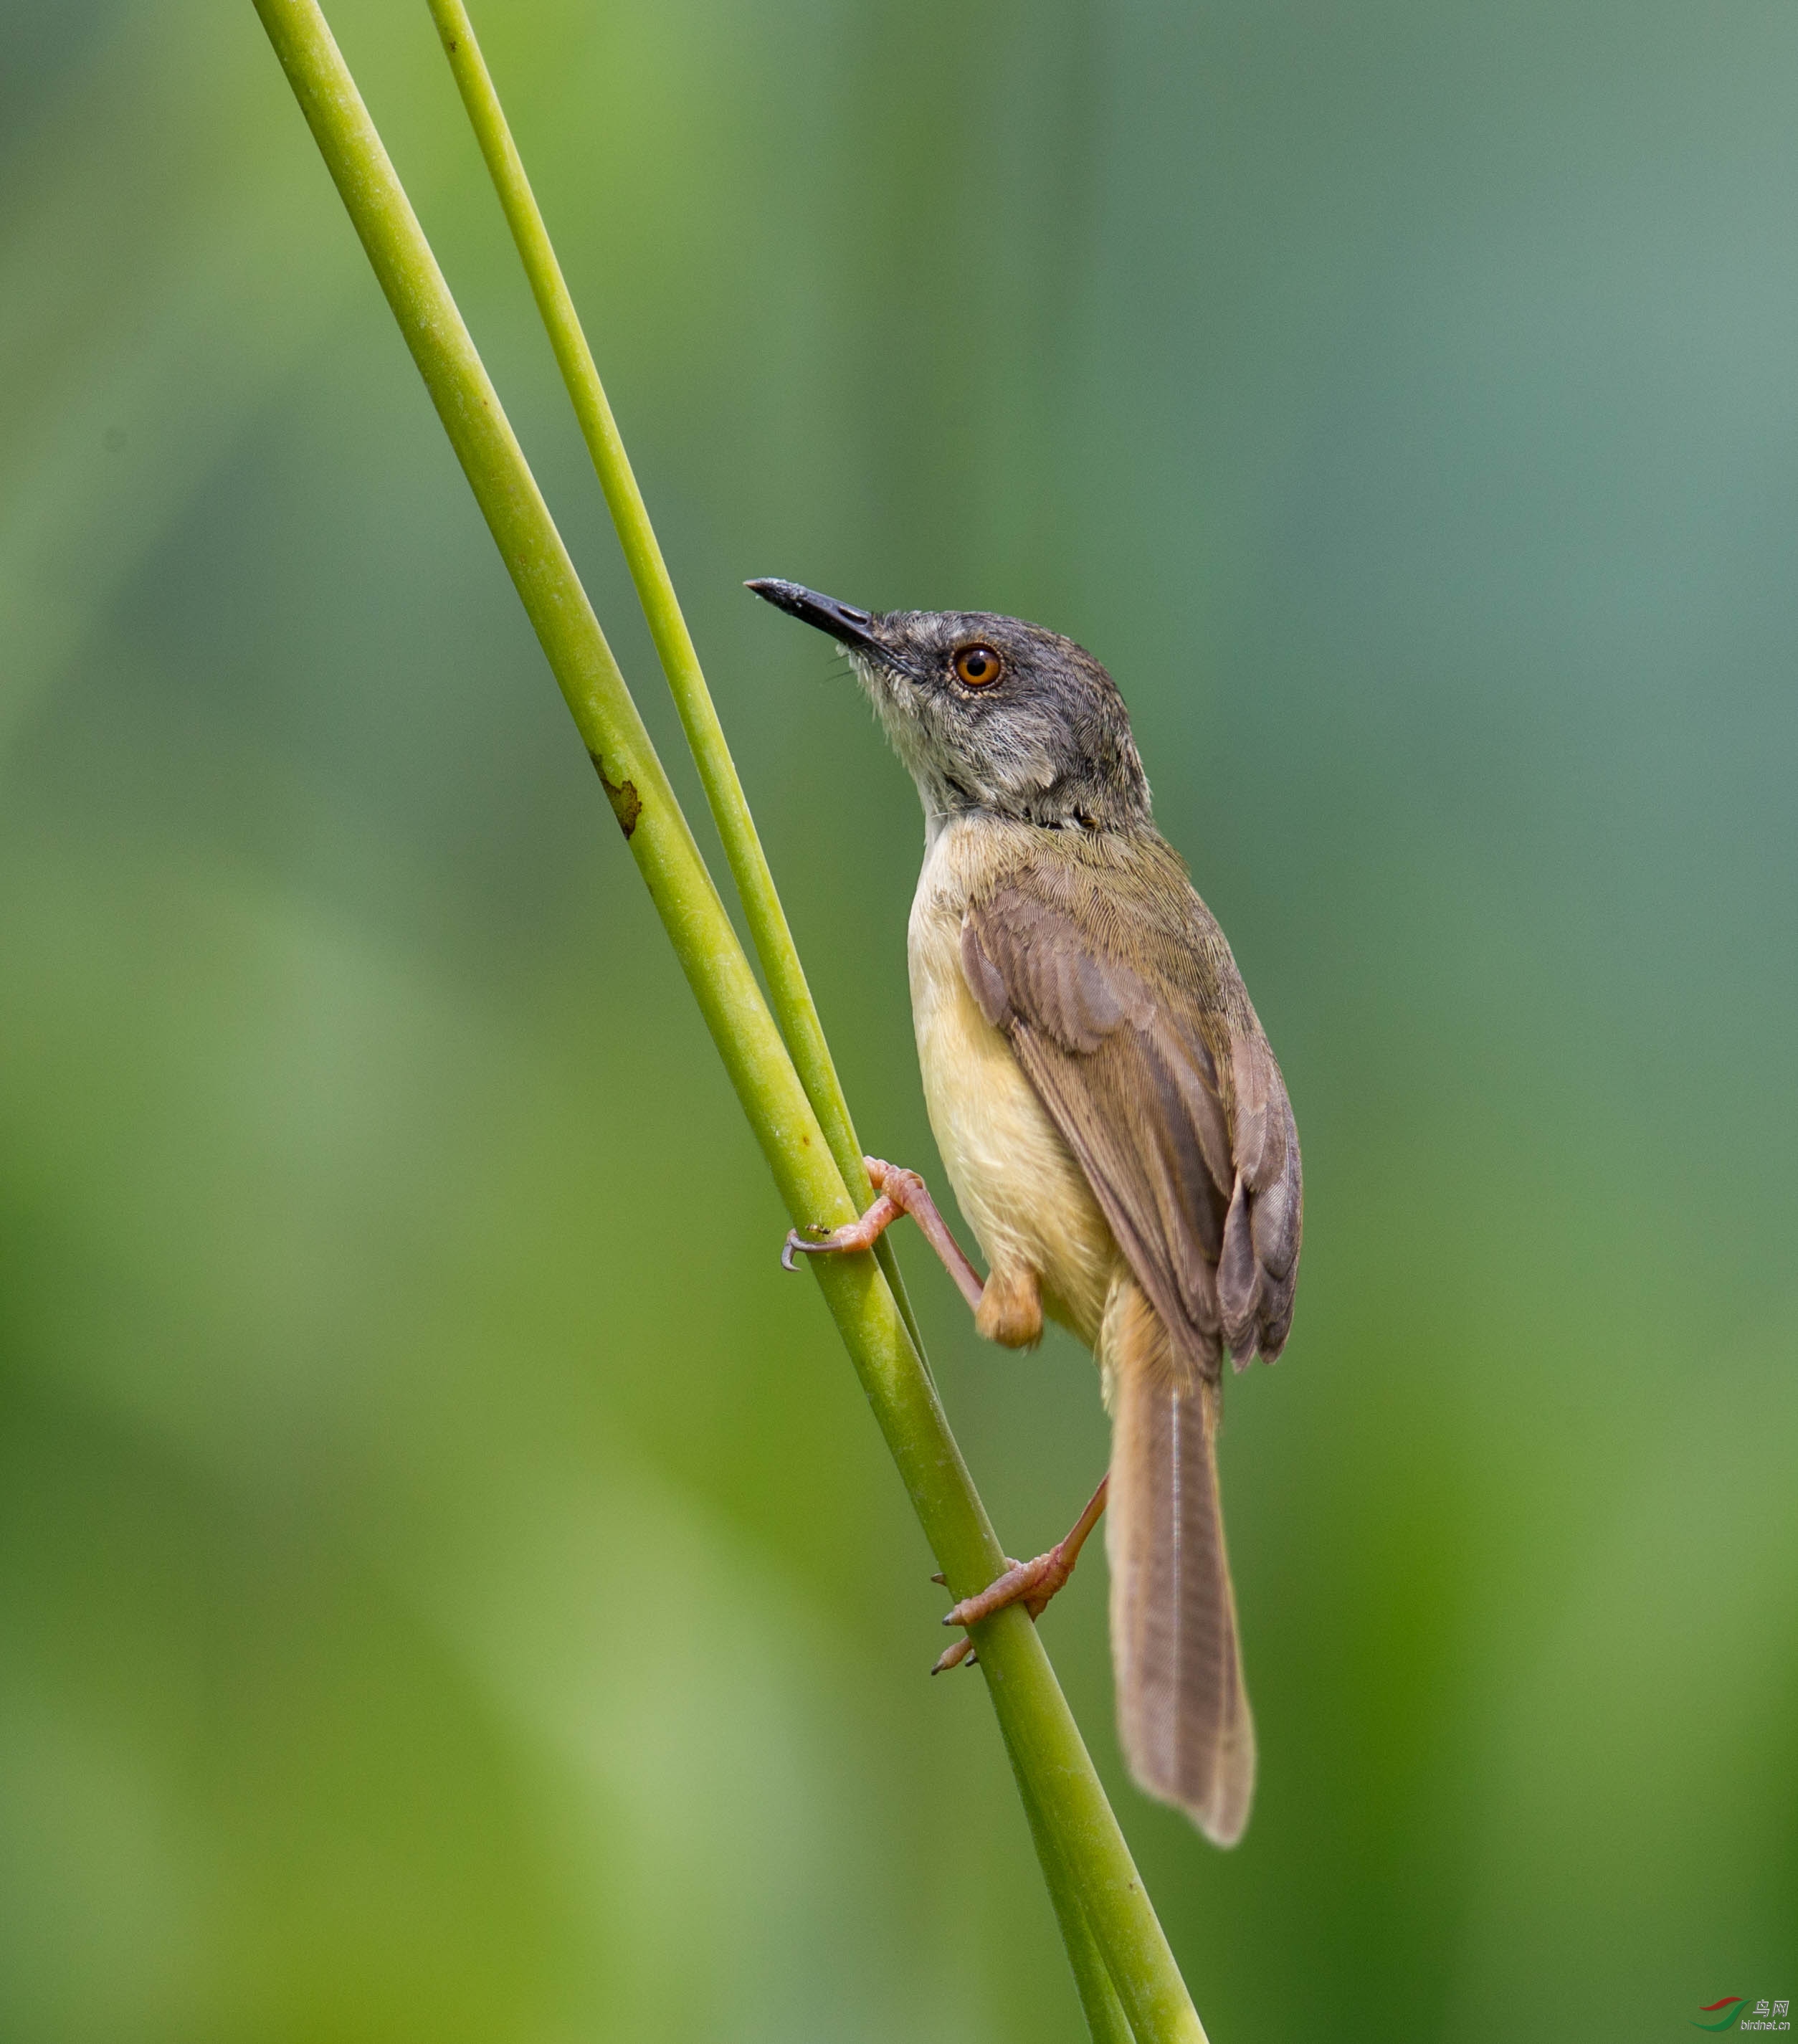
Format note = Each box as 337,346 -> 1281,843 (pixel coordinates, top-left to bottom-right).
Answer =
748,579 -> 1301,1847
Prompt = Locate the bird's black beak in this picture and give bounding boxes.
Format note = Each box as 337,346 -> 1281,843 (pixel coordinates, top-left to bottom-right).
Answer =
746,578 -> 883,657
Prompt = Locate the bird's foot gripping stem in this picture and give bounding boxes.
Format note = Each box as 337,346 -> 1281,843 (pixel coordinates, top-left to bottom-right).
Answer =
782,1157 -> 985,1313
930,1475 -> 1110,1674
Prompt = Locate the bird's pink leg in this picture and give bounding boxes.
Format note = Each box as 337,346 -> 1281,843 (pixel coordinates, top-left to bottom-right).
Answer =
783,1156 -> 985,1313
784,1156 -> 1097,1676
931,1475 -> 1110,1674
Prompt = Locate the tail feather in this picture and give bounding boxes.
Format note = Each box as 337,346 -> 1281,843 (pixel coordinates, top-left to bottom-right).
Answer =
1104,1277 -> 1255,1845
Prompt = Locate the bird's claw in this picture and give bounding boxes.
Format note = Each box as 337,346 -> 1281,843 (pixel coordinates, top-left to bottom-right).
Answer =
780,1225 -> 834,1273
928,1559 -> 1025,1673
928,1569 -> 972,1670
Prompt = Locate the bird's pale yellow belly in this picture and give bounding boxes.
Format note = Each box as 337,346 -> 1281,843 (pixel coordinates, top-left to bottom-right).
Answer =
908,822 -> 1119,1349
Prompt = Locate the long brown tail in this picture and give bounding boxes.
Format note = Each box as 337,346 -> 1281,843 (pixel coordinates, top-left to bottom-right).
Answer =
1103,1277 -> 1255,1846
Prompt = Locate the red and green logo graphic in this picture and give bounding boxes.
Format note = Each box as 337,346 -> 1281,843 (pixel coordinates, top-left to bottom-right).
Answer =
1696,1997 -> 1793,2032
1696,2002 -> 1748,2032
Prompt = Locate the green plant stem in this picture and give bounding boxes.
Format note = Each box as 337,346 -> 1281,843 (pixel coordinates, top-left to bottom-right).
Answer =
1012,1762 -> 1137,2044
249,5 -> 1206,2038
422,23 -> 1127,2033
415,0 -> 935,1356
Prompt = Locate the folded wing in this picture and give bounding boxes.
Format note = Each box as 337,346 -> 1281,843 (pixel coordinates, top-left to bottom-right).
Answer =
960,865 -> 1300,1384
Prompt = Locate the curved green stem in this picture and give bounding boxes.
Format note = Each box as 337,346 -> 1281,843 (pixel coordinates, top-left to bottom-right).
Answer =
1012,1759 -> 1137,2044
416,0 -> 932,1356
418,0 -> 926,1366
249,4 -> 1207,2038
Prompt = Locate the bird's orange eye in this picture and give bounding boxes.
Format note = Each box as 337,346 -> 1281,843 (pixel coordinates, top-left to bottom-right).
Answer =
954,644 -> 1003,687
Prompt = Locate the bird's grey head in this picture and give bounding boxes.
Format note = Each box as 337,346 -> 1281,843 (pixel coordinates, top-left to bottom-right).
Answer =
748,579 -> 1152,836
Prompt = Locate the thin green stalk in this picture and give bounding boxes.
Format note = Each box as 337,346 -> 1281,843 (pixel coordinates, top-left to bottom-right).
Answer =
418,0 -> 928,1368
424,15 -> 1126,2028
1012,1762 -> 1138,2044
414,0 -> 932,1330
249,6 -> 1205,2038
422,0 -> 926,1369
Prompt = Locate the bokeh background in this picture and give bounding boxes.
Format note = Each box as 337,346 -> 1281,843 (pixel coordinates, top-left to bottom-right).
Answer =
3,1 -> 1794,2038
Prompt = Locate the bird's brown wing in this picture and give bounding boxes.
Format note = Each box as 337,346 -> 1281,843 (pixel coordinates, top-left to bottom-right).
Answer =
959,845 -> 1300,1383
961,840 -> 1298,1843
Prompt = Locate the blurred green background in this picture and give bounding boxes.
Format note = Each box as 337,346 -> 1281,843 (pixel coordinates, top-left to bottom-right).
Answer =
3,1 -> 1794,2038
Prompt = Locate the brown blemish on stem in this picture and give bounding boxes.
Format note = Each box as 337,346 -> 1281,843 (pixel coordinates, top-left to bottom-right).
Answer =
589,753 -> 642,837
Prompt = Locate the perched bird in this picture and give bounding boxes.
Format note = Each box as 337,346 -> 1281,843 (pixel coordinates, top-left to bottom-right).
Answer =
748,579 -> 1301,1847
